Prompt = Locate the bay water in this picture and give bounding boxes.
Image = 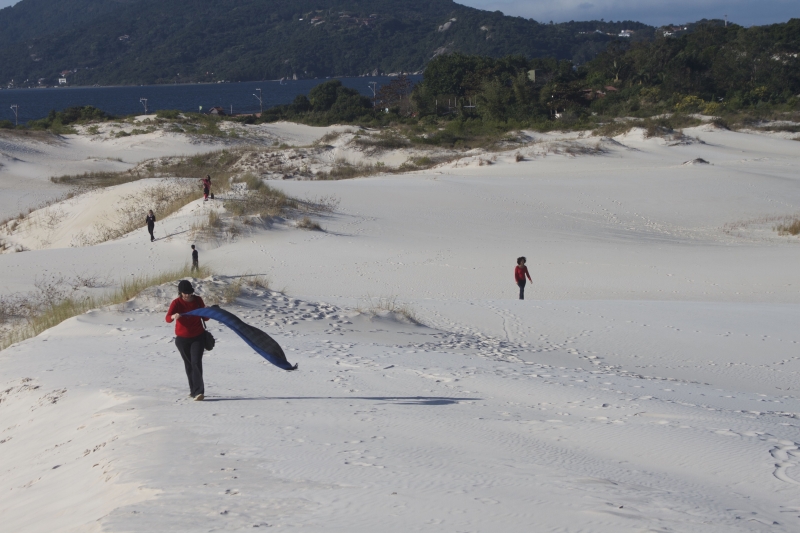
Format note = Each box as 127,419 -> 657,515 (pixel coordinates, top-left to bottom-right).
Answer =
0,76 -> 420,124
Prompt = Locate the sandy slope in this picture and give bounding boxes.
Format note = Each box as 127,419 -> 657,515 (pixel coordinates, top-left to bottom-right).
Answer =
0,130 -> 213,219
0,120 -> 347,220
1,124 -> 800,532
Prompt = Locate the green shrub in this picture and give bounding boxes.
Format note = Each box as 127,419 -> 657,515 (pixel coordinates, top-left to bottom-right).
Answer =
28,106 -> 113,131
156,109 -> 181,119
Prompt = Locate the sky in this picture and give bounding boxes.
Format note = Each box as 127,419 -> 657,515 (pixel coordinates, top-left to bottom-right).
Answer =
456,0 -> 798,27
0,0 -> 796,27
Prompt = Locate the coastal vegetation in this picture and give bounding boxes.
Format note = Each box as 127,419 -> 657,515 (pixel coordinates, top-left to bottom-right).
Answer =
0,265 -> 212,350
250,19 -> 800,138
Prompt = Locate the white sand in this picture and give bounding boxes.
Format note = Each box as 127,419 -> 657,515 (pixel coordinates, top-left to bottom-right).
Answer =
1,124 -> 800,532
0,120 -> 348,220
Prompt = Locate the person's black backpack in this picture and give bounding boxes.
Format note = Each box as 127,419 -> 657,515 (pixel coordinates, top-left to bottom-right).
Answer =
201,320 -> 215,351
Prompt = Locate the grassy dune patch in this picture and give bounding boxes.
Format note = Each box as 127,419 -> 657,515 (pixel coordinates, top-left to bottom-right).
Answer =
0,265 -> 213,350
775,218 -> 800,236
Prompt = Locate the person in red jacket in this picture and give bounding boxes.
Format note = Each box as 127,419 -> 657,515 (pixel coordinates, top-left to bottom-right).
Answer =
166,280 -> 208,400
515,256 -> 532,300
201,175 -> 212,201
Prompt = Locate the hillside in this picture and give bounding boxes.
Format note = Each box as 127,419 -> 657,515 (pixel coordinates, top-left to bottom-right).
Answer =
0,0 -> 652,87
0,0 -> 143,47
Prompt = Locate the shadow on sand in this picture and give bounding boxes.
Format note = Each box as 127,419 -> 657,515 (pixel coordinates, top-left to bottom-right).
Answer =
202,396 -> 480,406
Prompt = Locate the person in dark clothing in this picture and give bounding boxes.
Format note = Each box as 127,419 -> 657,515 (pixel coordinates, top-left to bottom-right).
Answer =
166,280 -> 208,400
191,245 -> 199,272
146,210 -> 156,242
514,256 -> 532,300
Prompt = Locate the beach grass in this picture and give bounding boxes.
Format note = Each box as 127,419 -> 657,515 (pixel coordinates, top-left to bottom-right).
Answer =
0,265 -> 212,350
357,295 -> 420,325
775,218 -> 800,236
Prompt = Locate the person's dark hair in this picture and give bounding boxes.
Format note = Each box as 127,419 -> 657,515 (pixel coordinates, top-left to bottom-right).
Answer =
517,256 -> 526,265
191,245 -> 195,249
178,280 -> 194,295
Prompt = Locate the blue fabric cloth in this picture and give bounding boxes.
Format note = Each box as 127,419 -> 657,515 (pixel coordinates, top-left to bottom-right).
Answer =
184,306 -> 297,371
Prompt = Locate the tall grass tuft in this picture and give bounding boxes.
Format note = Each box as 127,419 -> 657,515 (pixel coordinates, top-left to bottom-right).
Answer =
220,277 -> 245,303
775,218 -> 800,236
224,183 -> 297,217
296,216 -> 322,231
357,295 -> 420,324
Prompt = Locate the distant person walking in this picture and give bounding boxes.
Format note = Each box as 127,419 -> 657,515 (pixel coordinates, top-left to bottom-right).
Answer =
191,244 -> 199,272
515,256 -> 532,300
146,210 -> 156,242
166,280 -> 208,401
201,175 -> 212,202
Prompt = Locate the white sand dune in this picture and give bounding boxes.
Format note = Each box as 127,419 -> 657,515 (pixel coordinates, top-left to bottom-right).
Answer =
0,129 -> 213,219
2,179 -> 170,251
1,124 -> 800,532
0,120 -> 348,220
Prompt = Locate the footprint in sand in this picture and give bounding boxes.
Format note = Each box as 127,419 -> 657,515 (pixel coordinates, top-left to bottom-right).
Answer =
771,442 -> 800,485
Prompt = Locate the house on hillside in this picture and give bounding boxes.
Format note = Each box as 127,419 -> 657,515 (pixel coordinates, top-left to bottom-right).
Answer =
208,107 -> 226,116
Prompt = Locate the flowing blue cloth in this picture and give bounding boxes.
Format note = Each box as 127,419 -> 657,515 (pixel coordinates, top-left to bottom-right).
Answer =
184,306 -> 297,371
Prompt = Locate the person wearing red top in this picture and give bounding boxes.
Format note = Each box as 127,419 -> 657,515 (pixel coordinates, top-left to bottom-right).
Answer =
201,175 -> 212,201
166,280 -> 208,400
514,256 -> 532,300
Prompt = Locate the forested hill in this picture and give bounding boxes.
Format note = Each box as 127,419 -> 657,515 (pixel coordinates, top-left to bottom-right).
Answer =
0,0 -> 653,87
0,0 -> 143,47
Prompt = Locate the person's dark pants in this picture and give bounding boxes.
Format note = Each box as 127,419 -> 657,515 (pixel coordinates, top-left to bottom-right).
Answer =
517,280 -> 526,300
147,224 -> 155,241
175,334 -> 204,396
191,260 -> 199,272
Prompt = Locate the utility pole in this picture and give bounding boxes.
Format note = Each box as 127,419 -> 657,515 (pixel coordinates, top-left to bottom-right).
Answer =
253,88 -> 263,114
10,104 -> 19,126
724,14 -> 728,27
368,81 -> 378,108
140,98 -> 148,113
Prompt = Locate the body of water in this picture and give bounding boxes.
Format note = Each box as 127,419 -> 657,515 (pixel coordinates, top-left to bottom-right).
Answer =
0,76 -> 421,123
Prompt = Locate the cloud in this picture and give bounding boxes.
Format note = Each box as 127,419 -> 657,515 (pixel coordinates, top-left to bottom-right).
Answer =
456,0 -> 797,26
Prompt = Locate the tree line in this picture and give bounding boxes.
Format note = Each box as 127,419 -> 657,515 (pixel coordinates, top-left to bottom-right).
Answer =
4,19 -> 797,137
253,19 -> 799,130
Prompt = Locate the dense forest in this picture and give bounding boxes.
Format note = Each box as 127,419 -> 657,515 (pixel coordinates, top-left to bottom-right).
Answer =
251,19 -> 799,132
0,0 -> 652,87
416,20 -> 800,120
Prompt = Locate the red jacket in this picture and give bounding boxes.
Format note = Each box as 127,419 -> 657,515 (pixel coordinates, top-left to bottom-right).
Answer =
166,296 -> 207,337
515,265 -> 532,283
